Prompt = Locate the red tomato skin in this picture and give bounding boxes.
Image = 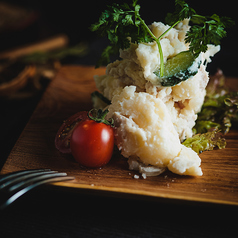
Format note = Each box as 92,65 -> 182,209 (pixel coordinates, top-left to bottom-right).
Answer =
70,120 -> 114,168
55,111 -> 88,153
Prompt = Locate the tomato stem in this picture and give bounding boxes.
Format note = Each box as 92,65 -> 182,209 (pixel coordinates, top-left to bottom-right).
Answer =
88,109 -> 114,127
100,109 -> 109,120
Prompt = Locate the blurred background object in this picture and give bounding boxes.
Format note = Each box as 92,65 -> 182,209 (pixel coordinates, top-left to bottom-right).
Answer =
0,35 -> 88,99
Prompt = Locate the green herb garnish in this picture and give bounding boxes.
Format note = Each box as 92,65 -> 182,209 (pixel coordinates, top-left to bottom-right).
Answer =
90,0 -> 233,79
90,0 -> 178,76
166,0 -> 234,57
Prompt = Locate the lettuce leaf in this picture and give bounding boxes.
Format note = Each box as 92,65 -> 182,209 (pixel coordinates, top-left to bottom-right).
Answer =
183,70 -> 237,154
194,70 -> 238,134
182,129 -> 226,154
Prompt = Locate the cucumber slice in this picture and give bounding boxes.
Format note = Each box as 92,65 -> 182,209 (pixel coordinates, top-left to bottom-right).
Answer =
154,51 -> 201,87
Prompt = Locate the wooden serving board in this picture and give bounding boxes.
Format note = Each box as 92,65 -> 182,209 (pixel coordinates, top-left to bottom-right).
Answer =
1,65 -> 238,205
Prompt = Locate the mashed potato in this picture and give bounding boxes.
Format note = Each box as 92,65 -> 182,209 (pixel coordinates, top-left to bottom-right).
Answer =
94,20 -> 220,176
108,86 -> 202,176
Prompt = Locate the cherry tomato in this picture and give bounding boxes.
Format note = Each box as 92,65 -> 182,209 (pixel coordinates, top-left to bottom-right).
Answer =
70,119 -> 114,168
55,111 -> 88,153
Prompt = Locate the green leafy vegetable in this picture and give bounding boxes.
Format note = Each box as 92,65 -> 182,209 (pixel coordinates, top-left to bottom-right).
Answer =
166,0 -> 234,57
194,71 -> 238,134
90,0 -> 150,67
183,71 -> 238,154
182,129 -> 226,154
91,0 -> 233,80
90,0 -> 179,76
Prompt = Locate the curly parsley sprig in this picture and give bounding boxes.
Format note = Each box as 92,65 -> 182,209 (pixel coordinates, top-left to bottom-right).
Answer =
90,0 -> 234,76
166,0 -> 234,57
90,0 -> 170,76
90,2 -> 153,65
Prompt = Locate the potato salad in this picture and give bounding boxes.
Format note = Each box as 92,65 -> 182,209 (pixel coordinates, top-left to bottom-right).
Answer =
90,0 -> 233,176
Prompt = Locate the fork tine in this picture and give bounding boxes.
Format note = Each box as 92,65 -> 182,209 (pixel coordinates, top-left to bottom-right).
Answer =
0,175 -> 75,210
0,169 -> 50,183
9,172 -> 68,192
0,170 -> 57,190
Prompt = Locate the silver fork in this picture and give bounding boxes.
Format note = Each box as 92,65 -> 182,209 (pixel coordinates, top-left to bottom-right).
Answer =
0,169 -> 74,209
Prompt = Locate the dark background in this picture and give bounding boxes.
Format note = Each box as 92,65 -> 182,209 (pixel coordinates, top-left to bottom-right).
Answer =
1,0 -> 238,76
0,1 -> 238,237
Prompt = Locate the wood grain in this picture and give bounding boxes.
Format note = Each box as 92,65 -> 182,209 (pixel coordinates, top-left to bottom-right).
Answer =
0,35 -> 68,59
1,65 -> 238,205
